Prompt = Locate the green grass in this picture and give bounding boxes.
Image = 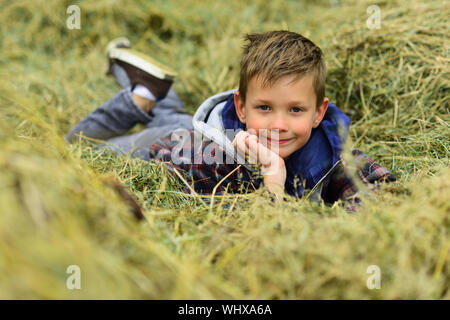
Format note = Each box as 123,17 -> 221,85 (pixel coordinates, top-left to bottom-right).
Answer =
0,0 -> 448,299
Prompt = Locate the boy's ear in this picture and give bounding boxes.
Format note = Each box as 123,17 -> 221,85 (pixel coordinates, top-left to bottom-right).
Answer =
312,97 -> 329,128
234,91 -> 246,124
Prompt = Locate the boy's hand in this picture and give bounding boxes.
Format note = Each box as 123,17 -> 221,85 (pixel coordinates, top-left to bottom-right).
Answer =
232,131 -> 286,196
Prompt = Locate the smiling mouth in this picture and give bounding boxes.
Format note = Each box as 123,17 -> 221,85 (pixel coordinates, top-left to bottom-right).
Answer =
266,137 -> 294,145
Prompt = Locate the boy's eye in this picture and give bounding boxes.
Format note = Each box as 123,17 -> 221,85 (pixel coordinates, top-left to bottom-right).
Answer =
290,107 -> 303,113
257,105 -> 271,111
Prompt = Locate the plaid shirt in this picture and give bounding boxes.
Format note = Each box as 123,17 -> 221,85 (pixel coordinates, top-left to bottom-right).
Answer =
149,129 -> 396,211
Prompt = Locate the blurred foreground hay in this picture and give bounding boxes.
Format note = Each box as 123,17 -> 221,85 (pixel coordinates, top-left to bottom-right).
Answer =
0,0 -> 448,299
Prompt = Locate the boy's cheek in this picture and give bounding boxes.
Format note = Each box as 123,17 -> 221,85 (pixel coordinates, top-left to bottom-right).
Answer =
288,125 -> 308,140
244,117 -> 264,131
296,119 -> 316,136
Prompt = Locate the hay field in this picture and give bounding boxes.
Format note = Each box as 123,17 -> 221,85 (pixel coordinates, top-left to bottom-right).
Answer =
0,0 -> 448,299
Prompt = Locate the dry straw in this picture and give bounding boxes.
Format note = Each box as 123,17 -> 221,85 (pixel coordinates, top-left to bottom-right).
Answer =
0,0 -> 448,299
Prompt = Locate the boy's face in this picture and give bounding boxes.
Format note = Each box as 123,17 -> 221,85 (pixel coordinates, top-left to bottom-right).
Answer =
234,74 -> 329,159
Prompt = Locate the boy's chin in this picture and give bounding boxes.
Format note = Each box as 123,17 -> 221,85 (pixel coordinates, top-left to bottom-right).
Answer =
279,151 -> 293,159
264,142 -> 296,159
269,147 -> 292,159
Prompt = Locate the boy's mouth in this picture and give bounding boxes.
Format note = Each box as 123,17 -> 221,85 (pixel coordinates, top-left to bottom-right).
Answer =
266,137 -> 294,145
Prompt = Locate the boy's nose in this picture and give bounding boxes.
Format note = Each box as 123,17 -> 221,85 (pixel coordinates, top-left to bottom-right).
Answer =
269,116 -> 288,132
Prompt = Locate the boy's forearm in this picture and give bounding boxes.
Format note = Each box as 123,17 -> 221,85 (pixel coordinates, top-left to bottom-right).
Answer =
263,180 -> 285,201
262,165 -> 287,201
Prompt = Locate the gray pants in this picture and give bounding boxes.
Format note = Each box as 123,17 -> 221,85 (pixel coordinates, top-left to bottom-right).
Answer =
65,65 -> 193,161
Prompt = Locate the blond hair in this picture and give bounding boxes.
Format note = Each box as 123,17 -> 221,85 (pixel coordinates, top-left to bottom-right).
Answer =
238,30 -> 326,108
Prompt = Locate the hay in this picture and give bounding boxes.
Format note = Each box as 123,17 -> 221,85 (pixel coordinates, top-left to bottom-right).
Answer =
0,0 -> 448,299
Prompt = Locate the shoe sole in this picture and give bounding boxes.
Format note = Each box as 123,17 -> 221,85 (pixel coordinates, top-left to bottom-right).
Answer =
105,37 -> 131,75
106,37 -> 131,55
109,47 -> 177,81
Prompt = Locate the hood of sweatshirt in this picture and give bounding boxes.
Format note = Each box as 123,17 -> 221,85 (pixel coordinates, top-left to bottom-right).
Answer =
192,89 -> 256,172
192,89 -> 350,198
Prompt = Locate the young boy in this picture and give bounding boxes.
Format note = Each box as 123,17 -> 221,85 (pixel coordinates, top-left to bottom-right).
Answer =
65,31 -> 396,209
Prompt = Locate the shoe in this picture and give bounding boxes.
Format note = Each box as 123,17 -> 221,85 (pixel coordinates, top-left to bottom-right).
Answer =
106,37 -> 177,100
105,37 -> 131,75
